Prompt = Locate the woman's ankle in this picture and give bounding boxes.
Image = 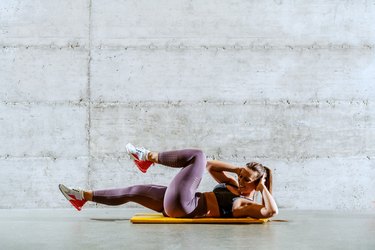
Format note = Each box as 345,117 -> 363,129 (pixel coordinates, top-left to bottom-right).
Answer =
148,152 -> 159,163
83,191 -> 93,201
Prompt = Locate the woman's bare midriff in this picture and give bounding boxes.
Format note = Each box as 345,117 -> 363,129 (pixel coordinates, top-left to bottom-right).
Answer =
203,192 -> 221,217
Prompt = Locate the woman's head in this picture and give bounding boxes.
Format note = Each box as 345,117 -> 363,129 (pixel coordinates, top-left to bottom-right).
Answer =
237,162 -> 272,195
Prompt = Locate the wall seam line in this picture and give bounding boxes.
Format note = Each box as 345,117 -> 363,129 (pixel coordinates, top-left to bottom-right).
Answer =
87,0 -> 93,190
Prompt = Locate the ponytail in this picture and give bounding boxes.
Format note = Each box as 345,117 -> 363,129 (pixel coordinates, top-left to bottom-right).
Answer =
264,166 -> 272,194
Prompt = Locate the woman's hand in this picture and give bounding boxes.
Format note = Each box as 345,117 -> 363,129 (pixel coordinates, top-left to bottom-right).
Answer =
256,175 -> 266,192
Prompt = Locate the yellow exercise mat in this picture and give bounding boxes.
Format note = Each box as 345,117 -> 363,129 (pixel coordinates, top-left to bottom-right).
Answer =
130,213 -> 268,224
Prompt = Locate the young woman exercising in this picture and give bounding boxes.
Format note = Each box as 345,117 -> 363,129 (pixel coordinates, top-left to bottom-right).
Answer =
59,143 -> 278,219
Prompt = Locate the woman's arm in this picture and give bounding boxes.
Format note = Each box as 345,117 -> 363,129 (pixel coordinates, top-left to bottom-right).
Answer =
232,180 -> 278,218
206,160 -> 240,187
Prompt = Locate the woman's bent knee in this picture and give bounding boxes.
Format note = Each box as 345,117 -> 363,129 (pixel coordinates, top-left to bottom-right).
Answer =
193,149 -> 206,162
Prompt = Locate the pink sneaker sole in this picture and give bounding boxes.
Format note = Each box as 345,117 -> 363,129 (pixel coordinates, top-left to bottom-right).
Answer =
134,158 -> 153,173
68,195 -> 87,211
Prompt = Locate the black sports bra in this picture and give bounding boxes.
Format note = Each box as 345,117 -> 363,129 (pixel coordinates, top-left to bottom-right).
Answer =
212,183 -> 239,217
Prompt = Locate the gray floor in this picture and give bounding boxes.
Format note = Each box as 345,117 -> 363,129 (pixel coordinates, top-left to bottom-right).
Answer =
1,208 -> 374,250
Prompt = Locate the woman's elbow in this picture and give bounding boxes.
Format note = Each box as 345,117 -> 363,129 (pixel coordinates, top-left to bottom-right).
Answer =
206,165 -> 212,173
265,208 -> 278,218
206,161 -> 211,168
206,162 -> 215,172
274,207 -> 279,216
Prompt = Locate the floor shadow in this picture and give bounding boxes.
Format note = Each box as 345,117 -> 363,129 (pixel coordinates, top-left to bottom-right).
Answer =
90,218 -> 130,222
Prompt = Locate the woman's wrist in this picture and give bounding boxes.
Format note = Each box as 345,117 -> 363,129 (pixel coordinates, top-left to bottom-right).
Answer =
257,183 -> 265,191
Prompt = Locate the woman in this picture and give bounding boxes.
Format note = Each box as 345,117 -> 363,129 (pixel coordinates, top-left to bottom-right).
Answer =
59,143 -> 278,219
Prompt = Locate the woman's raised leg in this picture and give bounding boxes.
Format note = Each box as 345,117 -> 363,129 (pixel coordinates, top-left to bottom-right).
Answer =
157,149 -> 207,218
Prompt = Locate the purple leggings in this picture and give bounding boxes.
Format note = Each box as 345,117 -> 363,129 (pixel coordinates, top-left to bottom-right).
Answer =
92,149 -> 207,218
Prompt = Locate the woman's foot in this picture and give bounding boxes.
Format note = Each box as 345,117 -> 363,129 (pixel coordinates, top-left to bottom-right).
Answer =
59,184 -> 87,211
126,143 -> 154,173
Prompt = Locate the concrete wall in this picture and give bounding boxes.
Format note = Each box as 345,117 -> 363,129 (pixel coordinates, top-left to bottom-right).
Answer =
1,0 -> 374,210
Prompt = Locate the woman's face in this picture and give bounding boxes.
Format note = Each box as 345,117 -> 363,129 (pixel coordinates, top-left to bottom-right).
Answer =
237,167 -> 260,195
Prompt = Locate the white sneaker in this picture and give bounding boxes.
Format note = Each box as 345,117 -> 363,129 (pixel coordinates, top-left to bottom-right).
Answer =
58,184 -> 86,211
126,143 -> 150,161
126,143 -> 153,173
